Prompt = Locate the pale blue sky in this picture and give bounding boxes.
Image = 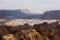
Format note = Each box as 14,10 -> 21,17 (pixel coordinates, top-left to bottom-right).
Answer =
0,0 -> 60,13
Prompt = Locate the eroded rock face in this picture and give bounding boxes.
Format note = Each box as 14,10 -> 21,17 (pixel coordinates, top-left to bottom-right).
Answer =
15,29 -> 43,40
0,21 -> 60,40
33,22 -> 60,40
2,34 -> 16,40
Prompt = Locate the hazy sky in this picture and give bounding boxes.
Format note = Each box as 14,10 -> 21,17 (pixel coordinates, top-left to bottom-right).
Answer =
0,0 -> 60,13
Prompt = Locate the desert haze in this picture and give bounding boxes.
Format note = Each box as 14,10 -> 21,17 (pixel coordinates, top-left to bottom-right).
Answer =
0,10 -> 60,40
0,19 -> 60,40
0,0 -> 60,40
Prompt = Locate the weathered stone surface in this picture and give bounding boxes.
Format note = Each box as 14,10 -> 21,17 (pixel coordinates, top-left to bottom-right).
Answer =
15,29 -> 43,40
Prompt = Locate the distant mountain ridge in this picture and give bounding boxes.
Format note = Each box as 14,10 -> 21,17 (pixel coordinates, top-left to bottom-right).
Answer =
42,10 -> 60,20
0,9 -> 60,20
20,9 -> 32,14
0,9 -> 41,19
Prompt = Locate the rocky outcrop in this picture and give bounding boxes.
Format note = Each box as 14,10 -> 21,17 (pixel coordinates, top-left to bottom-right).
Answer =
15,29 -> 43,40
0,21 -> 60,40
2,34 -> 16,40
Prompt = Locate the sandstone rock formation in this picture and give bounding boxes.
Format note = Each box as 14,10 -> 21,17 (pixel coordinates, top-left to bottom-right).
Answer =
0,22 -> 60,40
